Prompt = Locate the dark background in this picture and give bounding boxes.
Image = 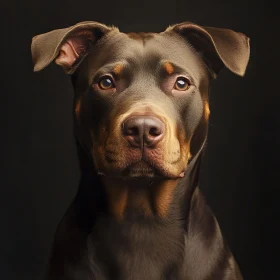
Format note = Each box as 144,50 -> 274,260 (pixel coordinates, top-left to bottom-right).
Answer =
0,0 -> 271,279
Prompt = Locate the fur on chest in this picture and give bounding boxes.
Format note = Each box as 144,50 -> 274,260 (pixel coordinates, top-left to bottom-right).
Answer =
86,217 -> 186,279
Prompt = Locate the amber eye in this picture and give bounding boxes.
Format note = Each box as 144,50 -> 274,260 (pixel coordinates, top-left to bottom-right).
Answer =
98,76 -> 115,90
174,77 -> 191,91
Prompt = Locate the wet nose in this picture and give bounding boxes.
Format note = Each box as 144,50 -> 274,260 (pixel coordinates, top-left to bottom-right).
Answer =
122,116 -> 165,148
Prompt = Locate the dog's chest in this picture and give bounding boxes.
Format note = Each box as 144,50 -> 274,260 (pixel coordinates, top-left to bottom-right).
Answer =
87,218 -> 186,280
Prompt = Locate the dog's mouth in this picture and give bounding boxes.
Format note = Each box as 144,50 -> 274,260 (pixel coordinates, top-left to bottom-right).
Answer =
97,160 -> 159,178
123,160 -> 158,178
95,132 -> 189,180
97,159 -> 185,179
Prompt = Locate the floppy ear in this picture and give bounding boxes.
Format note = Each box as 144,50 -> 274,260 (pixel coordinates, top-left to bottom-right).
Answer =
166,22 -> 250,77
31,21 -> 115,74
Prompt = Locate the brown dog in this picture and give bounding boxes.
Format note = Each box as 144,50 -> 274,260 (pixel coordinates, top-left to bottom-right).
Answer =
31,21 -> 250,280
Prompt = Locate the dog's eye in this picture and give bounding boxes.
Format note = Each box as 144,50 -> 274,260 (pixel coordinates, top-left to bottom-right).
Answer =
98,76 -> 115,90
174,77 -> 191,91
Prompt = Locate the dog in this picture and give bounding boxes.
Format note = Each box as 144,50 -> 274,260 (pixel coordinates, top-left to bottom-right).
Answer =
31,21 -> 250,280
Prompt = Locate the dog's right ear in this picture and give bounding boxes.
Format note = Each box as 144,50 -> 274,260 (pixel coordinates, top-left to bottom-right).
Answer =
31,21 -> 115,74
166,22 -> 250,78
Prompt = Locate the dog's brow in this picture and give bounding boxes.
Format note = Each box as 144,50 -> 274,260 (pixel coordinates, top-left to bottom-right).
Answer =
163,62 -> 174,75
112,64 -> 125,76
93,62 -> 128,79
160,60 -> 195,80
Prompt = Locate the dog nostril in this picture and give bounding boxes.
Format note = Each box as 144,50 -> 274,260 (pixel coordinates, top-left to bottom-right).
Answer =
127,127 -> 139,136
149,126 -> 162,136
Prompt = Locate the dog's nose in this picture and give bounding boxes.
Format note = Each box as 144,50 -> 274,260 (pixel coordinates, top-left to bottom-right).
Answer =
122,116 -> 165,147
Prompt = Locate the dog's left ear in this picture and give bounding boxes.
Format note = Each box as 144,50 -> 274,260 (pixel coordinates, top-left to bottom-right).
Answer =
166,22 -> 250,77
31,21 -> 115,74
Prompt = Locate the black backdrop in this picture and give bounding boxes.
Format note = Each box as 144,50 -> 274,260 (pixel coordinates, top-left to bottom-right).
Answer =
0,0 -> 270,279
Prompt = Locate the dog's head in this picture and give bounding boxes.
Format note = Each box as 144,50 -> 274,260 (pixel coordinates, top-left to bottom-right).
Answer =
31,21 -> 250,180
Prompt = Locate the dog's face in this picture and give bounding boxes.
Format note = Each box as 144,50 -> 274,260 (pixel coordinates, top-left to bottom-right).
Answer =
74,31 -> 210,179
31,22 -> 250,179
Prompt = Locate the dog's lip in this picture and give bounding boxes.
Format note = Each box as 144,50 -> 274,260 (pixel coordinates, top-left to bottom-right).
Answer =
97,161 -> 157,178
101,149 -> 185,178
98,159 -> 185,179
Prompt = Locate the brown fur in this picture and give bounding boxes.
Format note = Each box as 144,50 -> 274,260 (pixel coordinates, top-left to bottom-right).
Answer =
31,21 -> 250,280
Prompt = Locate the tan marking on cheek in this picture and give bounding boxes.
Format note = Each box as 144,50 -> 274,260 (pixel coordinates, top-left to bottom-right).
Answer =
163,62 -> 174,75
204,101 -> 210,121
75,98 -> 81,119
181,139 -> 192,161
153,180 -> 178,217
166,139 -> 191,176
184,141 -> 192,163
167,124 -> 191,165
113,64 -> 124,76
165,123 -> 181,162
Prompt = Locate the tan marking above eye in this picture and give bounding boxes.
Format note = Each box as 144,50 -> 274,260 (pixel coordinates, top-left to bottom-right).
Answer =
113,64 -> 124,76
174,77 -> 191,91
163,62 -> 174,75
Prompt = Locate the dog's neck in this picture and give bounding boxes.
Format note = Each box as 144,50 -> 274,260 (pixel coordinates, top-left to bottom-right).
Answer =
73,149 -> 206,277
75,159 -> 204,278
101,177 -> 182,220
78,153 -> 202,224
86,181 -> 188,279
